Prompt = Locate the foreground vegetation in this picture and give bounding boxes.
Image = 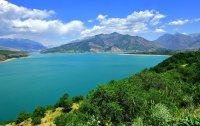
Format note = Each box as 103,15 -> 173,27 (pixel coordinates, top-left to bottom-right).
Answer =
0,50 -> 29,62
1,50 -> 200,126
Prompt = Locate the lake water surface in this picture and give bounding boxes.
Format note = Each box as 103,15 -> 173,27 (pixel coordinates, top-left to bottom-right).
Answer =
0,53 -> 168,122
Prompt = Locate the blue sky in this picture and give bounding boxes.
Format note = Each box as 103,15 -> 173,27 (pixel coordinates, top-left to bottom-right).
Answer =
1,0 -> 200,46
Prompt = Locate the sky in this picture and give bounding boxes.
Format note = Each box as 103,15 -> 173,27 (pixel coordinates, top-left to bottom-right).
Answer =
0,0 -> 200,46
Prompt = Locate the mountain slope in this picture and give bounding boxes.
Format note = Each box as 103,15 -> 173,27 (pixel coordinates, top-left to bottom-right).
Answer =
0,38 -> 46,51
154,33 -> 200,50
189,33 -> 200,41
41,32 -> 164,53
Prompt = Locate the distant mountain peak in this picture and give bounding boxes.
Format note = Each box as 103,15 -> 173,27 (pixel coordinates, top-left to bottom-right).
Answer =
162,33 -> 173,36
174,32 -> 187,36
111,32 -> 120,35
155,32 -> 200,50
174,32 -> 182,35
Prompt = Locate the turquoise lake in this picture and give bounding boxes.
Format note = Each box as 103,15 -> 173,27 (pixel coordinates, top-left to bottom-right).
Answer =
0,53 -> 168,123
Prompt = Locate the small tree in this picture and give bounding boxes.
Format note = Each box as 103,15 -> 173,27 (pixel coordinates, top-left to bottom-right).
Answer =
62,99 -> 73,112
54,93 -> 73,112
55,93 -> 69,107
32,106 -> 46,118
15,111 -> 30,124
31,106 -> 46,125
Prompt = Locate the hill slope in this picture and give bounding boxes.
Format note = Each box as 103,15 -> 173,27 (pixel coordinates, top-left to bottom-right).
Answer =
0,50 -> 29,62
154,33 -> 200,50
41,32 -> 164,53
0,38 -> 46,51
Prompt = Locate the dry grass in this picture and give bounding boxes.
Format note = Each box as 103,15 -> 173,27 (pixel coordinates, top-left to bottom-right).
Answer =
194,107 -> 200,116
3,103 -> 80,126
70,103 -> 79,112
4,108 -> 63,126
4,118 -> 32,126
39,107 -> 63,126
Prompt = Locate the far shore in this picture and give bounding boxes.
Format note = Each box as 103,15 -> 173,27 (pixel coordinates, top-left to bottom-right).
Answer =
41,51 -> 124,54
119,53 -> 171,56
40,51 -> 172,56
0,56 -> 31,63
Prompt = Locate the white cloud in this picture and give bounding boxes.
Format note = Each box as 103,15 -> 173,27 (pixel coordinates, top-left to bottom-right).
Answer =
0,0 -> 84,45
81,10 -> 165,37
88,20 -> 94,23
126,10 -> 154,22
182,32 -> 187,35
168,19 -> 189,25
0,0 -> 55,20
154,28 -> 166,33
96,14 -> 108,21
81,25 -> 106,37
12,19 -> 83,34
150,13 -> 166,25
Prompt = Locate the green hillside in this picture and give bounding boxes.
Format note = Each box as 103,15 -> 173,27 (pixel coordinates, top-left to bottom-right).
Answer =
2,50 -> 200,126
0,50 -> 29,62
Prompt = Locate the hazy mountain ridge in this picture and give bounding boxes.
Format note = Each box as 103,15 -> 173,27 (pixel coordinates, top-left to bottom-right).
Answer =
0,38 -> 47,51
154,33 -> 200,50
41,32 -> 165,53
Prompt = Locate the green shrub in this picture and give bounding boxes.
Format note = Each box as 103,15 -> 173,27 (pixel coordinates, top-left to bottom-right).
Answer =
178,115 -> 200,125
151,103 -> 171,125
72,95 -> 84,103
46,105 -> 56,112
15,111 -> 30,124
54,93 -> 73,112
31,116 -> 42,125
62,99 -> 73,112
32,106 -> 46,118
54,113 -> 76,126
31,106 -> 46,125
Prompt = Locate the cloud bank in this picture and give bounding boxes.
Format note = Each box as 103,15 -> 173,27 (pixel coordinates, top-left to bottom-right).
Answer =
81,10 -> 166,37
0,0 -> 84,45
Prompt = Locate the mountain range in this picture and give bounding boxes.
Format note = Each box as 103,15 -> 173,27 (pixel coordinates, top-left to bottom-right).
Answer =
154,33 -> 200,50
1,32 -> 200,53
0,38 -> 46,51
42,32 -> 200,53
41,32 -> 165,53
